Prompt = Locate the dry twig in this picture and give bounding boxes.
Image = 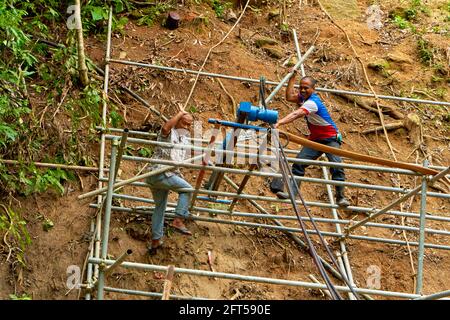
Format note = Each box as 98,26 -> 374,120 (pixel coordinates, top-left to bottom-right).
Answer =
217,78 -> 236,116
316,0 -> 422,287
181,0 -> 251,112
316,0 -> 397,160
0,204 -> 13,263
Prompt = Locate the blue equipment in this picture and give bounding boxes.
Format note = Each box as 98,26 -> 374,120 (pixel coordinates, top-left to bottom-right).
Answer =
237,102 -> 278,125
208,119 -> 269,132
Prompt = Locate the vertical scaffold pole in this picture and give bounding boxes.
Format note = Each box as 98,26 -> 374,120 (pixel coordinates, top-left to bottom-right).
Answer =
190,125 -> 221,210
97,138 -> 119,300
86,5 -> 113,300
322,165 -> 357,300
416,160 -> 429,295
114,128 -> 129,180
227,135 -> 268,212
292,29 -> 306,77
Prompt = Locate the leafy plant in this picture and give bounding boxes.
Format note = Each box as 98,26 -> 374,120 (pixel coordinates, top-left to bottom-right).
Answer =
138,147 -> 153,158
390,0 -> 430,31
210,0 -> 232,18
402,0 -> 430,20
0,1 -> 35,155
393,15 -> 410,29
280,23 -> 290,33
0,1 -> 138,197
417,37 -> 433,65
80,0 -> 132,34
109,108 -> 123,128
42,218 -> 54,232
9,293 -> 32,300
0,205 -> 31,267
136,3 -> 172,26
21,167 -> 74,196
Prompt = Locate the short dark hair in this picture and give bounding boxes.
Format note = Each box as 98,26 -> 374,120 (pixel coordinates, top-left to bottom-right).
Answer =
300,76 -> 317,88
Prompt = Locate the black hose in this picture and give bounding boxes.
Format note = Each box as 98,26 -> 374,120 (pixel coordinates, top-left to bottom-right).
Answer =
259,76 -> 267,109
271,127 -> 361,300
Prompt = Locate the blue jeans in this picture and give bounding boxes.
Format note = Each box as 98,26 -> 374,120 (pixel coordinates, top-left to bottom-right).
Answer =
270,137 -> 345,193
292,137 -> 345,181
146,174 -> 192,240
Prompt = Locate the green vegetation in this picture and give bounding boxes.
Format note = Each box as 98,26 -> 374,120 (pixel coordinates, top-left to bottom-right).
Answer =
0,0 -> 139,274
210,0 -> 232,18
280,22 -> 290,33
0,206 -> 31,267
390,0 -> 430,31
392,15 -> 412,30
417,37 -> 433,65
405,0 -> 430,20
138,147 -> 153,158
9,293 -> 32,300
0,0 -> 134,195
136,3 -> 172,26
208,202 -> 228,212
388,1 -> 448,79
42,218 -> 54,232
79,0 -> 130,34
390,0 -> 429,21
445,0 -> 450,22
368,59 -> 392,78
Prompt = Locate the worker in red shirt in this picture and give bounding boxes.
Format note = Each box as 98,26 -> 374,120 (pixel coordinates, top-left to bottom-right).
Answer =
271,72 -> 350,207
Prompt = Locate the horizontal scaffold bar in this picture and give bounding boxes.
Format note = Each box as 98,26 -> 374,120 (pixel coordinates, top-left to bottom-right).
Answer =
89,204 -> 450,251
115,155 -> 450,200
96,177 -> 449,221
105,193 -> 450,237
103,286 -> 208,300
107,58 -> 450,107
88,257 -> 427,299
415,289 -> 450,300
102,127 -> 450,177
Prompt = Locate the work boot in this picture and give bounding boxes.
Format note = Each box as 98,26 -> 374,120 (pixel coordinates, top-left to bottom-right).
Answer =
335,186 -> 350,207
148,239 -> 164,256
276,181 -> 301,200
276,191 -> 289,199
270,178 -> 284,194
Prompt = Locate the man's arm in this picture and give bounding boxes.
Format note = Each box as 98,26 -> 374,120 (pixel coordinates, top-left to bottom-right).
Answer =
274,108 -> 307,129
161,110 -> 188,136
285,71 -> 299,103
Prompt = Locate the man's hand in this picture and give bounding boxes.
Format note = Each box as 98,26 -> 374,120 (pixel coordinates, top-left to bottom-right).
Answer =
162,110 -> 190,136
177,110 -> 189,118
289,67 -> 299,77
274,122 -> 280,129
286,68 -> 299,102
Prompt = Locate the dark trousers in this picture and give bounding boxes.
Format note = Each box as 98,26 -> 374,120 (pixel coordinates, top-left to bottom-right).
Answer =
270,137 -> 345,193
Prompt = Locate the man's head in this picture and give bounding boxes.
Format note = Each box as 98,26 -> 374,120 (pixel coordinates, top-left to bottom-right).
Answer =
175,112 -> 194,131
299,76 -> 316,100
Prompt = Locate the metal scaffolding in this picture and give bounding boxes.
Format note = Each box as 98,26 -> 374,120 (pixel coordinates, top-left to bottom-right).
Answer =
82,7 -> 450,301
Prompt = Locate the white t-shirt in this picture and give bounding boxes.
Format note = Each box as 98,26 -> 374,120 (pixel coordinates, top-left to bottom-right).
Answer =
149,128 -> 189,177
